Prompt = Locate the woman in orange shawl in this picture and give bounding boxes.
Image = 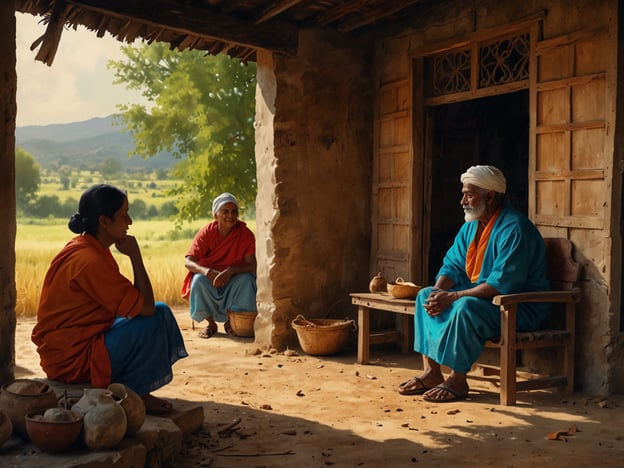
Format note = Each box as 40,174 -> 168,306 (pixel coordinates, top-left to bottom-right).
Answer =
32,184 -> 188,414
183,192 -> 257,339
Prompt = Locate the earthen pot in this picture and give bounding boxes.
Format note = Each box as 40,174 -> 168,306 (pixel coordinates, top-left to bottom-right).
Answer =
25,409 -> 83,453
71,388 -> 127,449
0,409 -> 13,447
0,379 -> 58,438
107,383 -> 145,435
369,272 -> 387,293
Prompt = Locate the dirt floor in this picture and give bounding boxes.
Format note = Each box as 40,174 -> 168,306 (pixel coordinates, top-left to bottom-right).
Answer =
11,308 -> 624,467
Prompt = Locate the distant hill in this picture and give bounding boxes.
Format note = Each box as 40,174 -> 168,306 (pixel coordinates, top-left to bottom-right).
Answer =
16,115 -> 176,171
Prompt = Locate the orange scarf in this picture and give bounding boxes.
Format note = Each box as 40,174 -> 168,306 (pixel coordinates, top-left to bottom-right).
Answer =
465,206 -> 502,283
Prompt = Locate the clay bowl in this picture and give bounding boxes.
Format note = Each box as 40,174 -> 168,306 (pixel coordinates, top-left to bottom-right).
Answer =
387,277 -> 422,299
227,311 -> 258,337
25,409 -> 83,453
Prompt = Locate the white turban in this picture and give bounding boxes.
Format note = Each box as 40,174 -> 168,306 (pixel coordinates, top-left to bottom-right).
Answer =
460,165 -> 506,194
212,192 -> 239,215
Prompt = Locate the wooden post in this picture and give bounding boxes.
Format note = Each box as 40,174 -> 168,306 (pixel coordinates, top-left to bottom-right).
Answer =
0,0 -> 17,385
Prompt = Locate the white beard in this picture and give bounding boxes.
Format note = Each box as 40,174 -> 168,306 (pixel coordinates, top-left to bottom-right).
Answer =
463,197 -> 486,222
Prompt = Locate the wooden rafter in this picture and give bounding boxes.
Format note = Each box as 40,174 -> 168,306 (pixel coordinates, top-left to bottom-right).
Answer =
338,0 -> 425,33
255,0 -> 307,25
64,0 -> 298,55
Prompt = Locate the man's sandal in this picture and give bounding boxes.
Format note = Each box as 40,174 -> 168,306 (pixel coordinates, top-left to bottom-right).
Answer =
198,323 -> 218,339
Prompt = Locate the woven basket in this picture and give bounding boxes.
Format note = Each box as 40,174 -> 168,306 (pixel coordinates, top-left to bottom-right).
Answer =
291,315 -> 356,356
227,311 -> 257,337
387,277 -> 422,299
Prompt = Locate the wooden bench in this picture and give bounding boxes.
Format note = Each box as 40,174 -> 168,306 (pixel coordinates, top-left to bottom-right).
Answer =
351,237 -> 581,405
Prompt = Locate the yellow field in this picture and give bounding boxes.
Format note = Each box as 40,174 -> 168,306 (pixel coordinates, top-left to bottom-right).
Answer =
15,217 -> 256,318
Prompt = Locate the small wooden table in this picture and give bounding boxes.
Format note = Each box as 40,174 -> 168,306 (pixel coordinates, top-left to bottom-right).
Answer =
349,292 -> 416,364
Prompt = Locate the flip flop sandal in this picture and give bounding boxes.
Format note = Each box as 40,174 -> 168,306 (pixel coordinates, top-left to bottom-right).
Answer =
422,385 -> 469,403
198,323 -> 218,339
398,376 -> 430,395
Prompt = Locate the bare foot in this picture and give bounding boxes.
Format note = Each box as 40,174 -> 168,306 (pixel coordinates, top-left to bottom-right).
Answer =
142,393 -> 173,415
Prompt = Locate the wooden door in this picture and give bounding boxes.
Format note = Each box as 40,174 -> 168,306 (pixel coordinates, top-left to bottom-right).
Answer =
370,77 -> 419,282
531,30 -> 610,233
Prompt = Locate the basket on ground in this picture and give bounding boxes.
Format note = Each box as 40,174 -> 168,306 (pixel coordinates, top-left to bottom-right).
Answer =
291,315 -> 356,356
227,310 -> 257,337
387,278 -> 422,299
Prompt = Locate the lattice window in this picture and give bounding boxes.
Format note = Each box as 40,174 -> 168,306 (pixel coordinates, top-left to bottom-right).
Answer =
479,34 -> 529,88
425,32 -> 530,98
430,49 -> 471,96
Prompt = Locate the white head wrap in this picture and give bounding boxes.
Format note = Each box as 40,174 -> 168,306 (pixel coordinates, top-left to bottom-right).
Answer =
212,192 -> 239,215
460,165 -> 506,194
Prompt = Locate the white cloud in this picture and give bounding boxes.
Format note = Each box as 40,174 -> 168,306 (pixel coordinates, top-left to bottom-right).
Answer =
16,12 -> 148,127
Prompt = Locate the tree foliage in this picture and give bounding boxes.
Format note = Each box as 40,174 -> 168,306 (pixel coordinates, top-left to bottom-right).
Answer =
15,147 -> 40,210
109,43 -> 257,223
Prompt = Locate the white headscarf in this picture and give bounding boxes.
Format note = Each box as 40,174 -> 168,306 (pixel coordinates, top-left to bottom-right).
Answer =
212,192 -> 239,215
460,165 -> 506,194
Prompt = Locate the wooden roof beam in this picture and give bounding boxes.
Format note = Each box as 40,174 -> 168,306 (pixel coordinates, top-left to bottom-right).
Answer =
255,0 -> 307,25
65,0 -> 298,55
316,0 -> 375,27
338,0 -> 425,33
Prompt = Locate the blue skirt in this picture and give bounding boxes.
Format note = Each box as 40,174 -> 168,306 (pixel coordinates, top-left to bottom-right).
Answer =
104,302 -> 188,395
189,272 -> 257,323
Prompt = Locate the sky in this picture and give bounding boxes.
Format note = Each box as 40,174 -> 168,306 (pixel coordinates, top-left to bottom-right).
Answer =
15,12 -> 147,127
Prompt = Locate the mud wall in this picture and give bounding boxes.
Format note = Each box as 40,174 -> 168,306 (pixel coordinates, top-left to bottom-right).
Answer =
254,29 -> 374,349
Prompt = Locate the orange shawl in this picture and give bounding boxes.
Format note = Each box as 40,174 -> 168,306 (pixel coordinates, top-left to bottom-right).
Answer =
465,207 -> 502,283
32,235 -> 144,387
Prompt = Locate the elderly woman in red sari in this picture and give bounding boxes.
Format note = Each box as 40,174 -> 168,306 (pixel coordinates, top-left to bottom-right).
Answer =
182,192 -> 257,339
32,184 -> 188,415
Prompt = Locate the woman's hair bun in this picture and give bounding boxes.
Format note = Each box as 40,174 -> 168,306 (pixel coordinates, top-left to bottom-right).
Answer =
68,213 -> 87,234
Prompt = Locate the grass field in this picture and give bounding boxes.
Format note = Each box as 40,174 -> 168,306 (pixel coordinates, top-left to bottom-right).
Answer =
38,171 -> 179,209
16,217 -> 257,318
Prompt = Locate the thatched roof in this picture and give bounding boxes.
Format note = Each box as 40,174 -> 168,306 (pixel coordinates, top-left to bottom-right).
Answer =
15,0 -> 444,65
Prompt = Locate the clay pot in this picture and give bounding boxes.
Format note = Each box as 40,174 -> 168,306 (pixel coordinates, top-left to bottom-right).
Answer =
107,383 -> 146,435
25,410 -> 83,453
369,272 -> 387,293
0,379 -> 58,438
71,388 -> 127,449
0,409 -> 13,447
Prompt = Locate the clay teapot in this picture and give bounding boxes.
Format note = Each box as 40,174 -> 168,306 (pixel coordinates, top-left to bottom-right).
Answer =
107,383 -> 145,435
369,272 -> 387,293
0,379 -> 58,438
71,388 -> 127,449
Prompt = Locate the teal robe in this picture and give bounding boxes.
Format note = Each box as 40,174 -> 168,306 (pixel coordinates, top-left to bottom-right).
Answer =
414,200 -> 550,373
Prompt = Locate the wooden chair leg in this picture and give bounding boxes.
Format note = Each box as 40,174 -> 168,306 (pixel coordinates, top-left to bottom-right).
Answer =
499,304 -> 518,406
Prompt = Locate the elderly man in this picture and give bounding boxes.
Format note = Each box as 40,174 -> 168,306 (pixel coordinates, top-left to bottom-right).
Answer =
398,165 -> 550,402
182,192 -> 257,338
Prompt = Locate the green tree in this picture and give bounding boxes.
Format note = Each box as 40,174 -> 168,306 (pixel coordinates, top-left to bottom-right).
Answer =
100,157 -> 123,177
15,147 -> 41,211
109,43 -> 257,222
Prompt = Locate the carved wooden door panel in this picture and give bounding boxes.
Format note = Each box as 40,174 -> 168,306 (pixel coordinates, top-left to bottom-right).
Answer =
370,77 -> 419,283
531,30 -> 610,233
